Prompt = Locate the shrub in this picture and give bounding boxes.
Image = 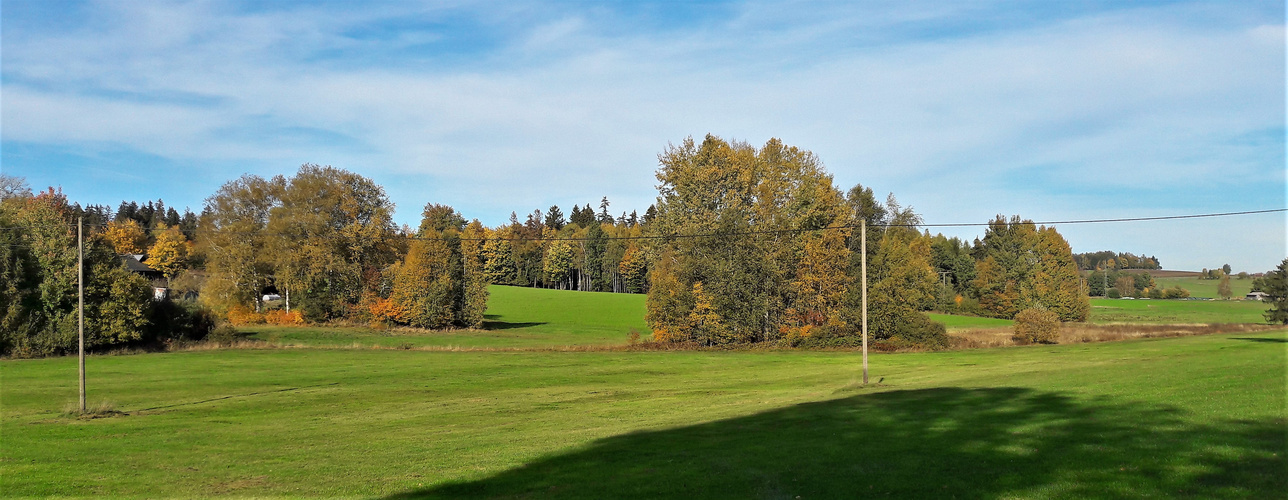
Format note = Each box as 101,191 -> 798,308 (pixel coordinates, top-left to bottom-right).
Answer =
264,309 -> 305,326
1161,286 -> 1190,299
149,300 -> 217,342
889,312 -> 950,350
226,305 -> 265,326
207,324 -> 241,345
1106,288 -> 1122,299
1013,308 -> 1060,344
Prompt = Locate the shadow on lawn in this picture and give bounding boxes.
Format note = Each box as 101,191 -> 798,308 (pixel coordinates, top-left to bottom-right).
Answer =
387,387 -> 1285,499
1230,337 -> 1288,343
482,320 -> 547,330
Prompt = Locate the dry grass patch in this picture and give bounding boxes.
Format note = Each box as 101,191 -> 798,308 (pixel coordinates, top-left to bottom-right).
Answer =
951,323 -> 1279,349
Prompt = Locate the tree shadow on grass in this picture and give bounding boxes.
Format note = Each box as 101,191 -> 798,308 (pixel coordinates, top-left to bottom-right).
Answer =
387,387 -> 1285,499
482,320 -> 547,331
1230,337 -> 1288,343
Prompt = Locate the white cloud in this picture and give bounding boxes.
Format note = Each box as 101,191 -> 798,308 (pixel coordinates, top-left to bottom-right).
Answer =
2,0 -> 1283,269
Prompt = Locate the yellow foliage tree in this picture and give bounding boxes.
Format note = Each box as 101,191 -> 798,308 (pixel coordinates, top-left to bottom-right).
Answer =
688,282 -> 731,345
786,228 -> 851,333
388,236 -> 459,329
147,225 -> 190,279
103,220 -> 148,255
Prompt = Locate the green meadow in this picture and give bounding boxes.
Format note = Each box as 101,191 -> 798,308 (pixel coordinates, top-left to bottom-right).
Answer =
1152,276 -> 1256,299
240,287 -> 1275,350
1088,297 -> 1269,324
4,286 -> 1284,498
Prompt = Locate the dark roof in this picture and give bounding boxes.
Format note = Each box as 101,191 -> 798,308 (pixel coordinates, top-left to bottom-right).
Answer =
120,254 -> 158,273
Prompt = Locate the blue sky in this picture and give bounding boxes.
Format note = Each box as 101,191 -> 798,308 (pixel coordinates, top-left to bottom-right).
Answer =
2,0 -> 1284,271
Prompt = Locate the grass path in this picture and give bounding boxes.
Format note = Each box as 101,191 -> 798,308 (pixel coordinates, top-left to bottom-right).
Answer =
3,329 -> 1284,498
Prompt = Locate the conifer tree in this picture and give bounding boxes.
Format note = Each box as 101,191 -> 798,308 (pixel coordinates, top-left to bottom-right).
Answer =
1262,259 -> 1288,324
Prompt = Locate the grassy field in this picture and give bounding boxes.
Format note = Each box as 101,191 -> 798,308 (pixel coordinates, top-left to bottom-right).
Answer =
240,286 -> 1273,350
3,329 -> 1284,498
926,312 -> 1014,330
1153,276 -> 1256,299
243,285 -> 650,349
1088,297 -> 1269,324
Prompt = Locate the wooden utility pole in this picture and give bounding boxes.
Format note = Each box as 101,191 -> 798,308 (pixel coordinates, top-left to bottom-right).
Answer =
78,217 -> 86,413
861,219 -> 869,385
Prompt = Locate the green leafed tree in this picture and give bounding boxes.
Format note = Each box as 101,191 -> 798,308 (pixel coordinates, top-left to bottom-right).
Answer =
973,216 -> 1088,322
1260,259 -> 1287,324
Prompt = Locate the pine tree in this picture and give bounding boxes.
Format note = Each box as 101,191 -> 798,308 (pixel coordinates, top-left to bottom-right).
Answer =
1262,259 -> 1288,324
598,197 -> 613,224
544,205 -> 566,230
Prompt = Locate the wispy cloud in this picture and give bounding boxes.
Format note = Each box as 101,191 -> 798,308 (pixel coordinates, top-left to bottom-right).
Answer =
2,0 -> 1283,270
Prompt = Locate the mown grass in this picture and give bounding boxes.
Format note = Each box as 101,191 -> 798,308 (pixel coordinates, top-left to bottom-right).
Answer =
3,330 -> 1283,498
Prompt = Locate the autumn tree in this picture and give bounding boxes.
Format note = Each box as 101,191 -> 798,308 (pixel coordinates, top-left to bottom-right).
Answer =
865,229 -> 939,343
618,243 -> 647,293
785,228 -> 851,336
198,174 -> 279,313
384,205 -> 487,329
459,221 -> 489,327
146,225 -> 190,279
974,216 -> 1088,321
646,135 -> 851,345
543,231 -> 574,289
481,227 -> 517,284
1115,276 -> 1137,297
266,164 -> 399,319
103,220 -> 148,255
0,189 -> 152,356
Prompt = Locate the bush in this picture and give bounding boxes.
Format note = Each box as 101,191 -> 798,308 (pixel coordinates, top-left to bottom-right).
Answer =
264,309 -> 305,326
1014,308 -> 1060,344
1147,288 -> 1163,299
149,300 -> 217,342
1106,288 -> 1122,299
889,312 -> 950,350
1161,286 -> 1190,299
226,305 -> 265,326
207,324 -> 241,345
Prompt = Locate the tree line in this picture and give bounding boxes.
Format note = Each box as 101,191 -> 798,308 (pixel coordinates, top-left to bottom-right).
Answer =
40,133 -> 1288,355
1072,251 -> 1161,270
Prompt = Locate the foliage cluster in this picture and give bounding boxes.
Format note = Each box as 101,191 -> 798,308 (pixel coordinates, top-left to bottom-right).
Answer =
0,188 -> 212,356
1013,308 -> 1061,344
1072,251 -> 1160,270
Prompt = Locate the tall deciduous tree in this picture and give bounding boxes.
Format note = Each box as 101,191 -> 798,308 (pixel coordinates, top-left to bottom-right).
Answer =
147,225 -> 190,279
198,175 -> 280,313
646,135 -> 852,345
267,164 -> 399,320
103,220 -> 148,255
974,216 -> 1088,321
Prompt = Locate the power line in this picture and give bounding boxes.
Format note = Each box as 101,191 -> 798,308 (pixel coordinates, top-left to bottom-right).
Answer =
0,207 -> 1282,242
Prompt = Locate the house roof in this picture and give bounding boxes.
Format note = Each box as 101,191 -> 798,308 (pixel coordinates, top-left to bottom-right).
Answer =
120,254 -> 158,273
